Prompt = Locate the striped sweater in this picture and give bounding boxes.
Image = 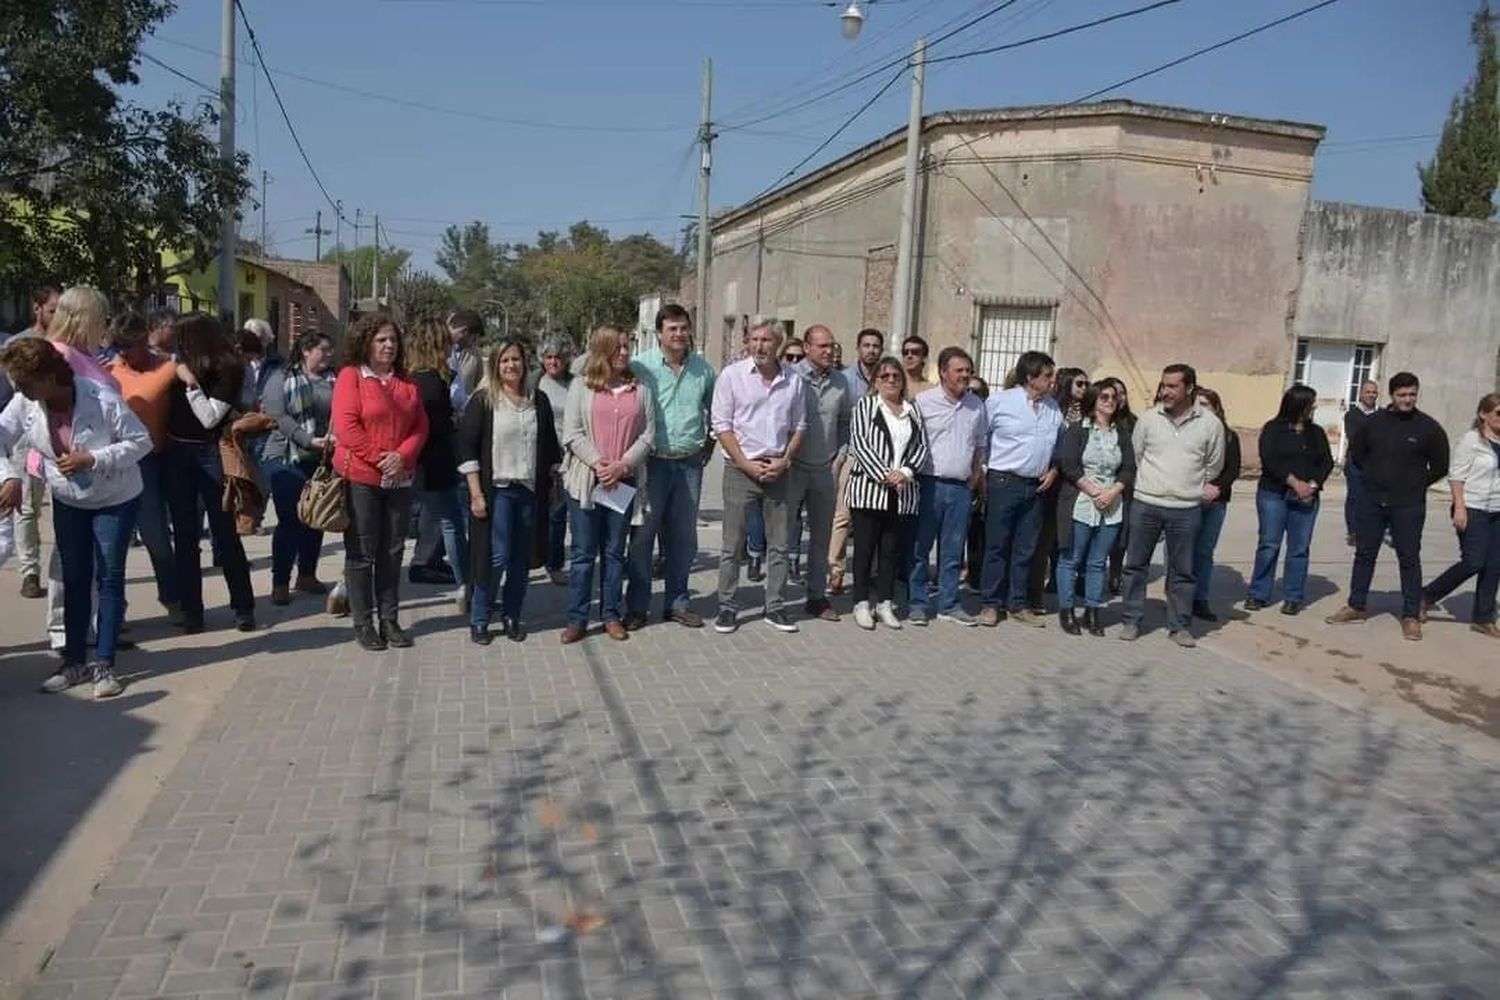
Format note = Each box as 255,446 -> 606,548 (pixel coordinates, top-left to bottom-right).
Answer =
845,394 -> 929,514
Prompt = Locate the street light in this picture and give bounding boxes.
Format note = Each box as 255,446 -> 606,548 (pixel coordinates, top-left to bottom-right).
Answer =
839,0 -> 865,40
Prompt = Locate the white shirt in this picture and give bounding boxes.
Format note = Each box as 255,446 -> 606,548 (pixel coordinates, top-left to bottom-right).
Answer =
985,387 -> 1063,479
1451,429 -> 1500,513
884,399 -> 916,479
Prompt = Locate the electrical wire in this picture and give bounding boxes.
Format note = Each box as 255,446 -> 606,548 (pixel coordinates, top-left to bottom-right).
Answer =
233,0 -> 348,224
139,51 -> 218,94
924,0 -> 1183,65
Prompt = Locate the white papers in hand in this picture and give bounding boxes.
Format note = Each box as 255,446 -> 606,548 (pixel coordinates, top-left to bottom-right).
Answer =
592,480 -> 636,515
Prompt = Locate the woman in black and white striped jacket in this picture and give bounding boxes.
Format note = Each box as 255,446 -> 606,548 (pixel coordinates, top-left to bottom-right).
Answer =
846,355 -> 929,630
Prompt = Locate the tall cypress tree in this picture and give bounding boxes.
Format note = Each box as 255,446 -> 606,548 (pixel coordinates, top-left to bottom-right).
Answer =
1418,3 -> 1499,218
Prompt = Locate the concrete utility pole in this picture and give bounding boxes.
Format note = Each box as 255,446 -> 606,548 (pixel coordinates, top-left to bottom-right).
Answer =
305,210 -> 330,259
217,0 -> 236,325
695,58 -> 713,350
334,200 -> 342,259
353,208 -> 363,298
888,37 -> 925,353
259,169 -> 270,250
371,214 -> 380,306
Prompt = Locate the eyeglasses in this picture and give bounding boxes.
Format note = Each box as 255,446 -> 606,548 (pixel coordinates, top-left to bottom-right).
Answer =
902,348 -> 925,357
1073,379 -> 1088,387
876,372 -> 902,381
782,351 -> 804,362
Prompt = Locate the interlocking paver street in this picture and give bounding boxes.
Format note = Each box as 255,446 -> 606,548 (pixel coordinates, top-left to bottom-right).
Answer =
8,477 -> 1500,999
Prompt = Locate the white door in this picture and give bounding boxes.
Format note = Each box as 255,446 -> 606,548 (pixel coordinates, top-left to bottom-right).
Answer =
1292,339 -> 1380,456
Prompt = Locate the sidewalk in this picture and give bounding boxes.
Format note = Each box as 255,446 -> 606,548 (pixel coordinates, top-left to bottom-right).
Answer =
1,474 -> 1497,998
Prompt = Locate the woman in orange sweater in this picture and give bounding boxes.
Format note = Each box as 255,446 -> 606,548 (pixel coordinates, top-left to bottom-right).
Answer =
331,314 -> 429,651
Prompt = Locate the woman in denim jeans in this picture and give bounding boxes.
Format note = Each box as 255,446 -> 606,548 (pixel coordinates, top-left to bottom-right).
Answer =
1054,380 -> 1136,636
260,331 -> 335,606
458,339 -> 561,645
0,338 -> 151,698
407,319 -> 468,613
558,326 -> 655,644
1190,388 -> 1242,622
1246,385 -> 1333,616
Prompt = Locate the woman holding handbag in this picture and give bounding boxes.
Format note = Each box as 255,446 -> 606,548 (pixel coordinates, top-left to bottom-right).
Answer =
846,355 -> 929,631
330,314 -> 428,651
260,330 -> 335,605
457,338 -> 561,645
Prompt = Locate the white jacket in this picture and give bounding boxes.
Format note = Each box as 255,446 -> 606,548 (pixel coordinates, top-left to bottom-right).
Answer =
1450,428 -> 1500,513
0,377 -> 150,509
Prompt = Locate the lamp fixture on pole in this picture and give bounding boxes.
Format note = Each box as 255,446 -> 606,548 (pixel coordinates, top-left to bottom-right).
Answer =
839,0 -> 865,40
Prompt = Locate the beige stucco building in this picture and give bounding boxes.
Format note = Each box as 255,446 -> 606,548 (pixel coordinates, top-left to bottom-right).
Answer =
707,99 -> 1324,430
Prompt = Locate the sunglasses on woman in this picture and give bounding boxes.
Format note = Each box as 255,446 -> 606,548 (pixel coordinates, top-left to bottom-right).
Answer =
783,351 -> 804,362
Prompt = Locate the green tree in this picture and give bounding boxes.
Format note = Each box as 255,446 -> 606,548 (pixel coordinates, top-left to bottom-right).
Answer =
1419,2 -> 1499,218
434,221 -> 499,308
611,233 -> 683,292
322,244 -> 411,300
391,270 -> 455,325
0,1 -> 250,294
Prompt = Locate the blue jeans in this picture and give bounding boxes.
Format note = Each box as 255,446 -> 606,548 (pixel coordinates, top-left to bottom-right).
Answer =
627,456 -> 703,616
547,490 -> 568,573
265,457 -> 325,587
1249,488 -> 1319,604
1192,501 -> 1230,604
909,477 -> 971,615
747,502 -> 765,559
980,472 -> 1043,612
164,439 -> 254,621
471,484 -> 534,628
568,495 -> 633,627
416,485 -> 469,589
1057,520 -> 1121,610
53,497 -> 138,666
136,451 -> 179,606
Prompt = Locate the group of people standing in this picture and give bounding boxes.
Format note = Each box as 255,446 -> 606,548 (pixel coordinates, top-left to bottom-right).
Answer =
2,284 -> 1496,700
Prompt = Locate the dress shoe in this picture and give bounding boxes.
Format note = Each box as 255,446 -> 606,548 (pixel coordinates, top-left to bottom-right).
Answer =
666,607 -> 705,628
804,598 -> 840,622
560,624 -> 586,644
1082,607 -> 1105,637
747,556 -> 764,583
1059,608 -> 1081,635
20,574 -> 44,599
1470,622 -> 1500,639
623,611 -> 648,632
294,575 -> 329,595
271,585 -> 292,606
503,617 -> 526,642
1191,601 -> 1218,622
1280,601 -> 1303,616
604,620 -> 629,641
354,622 -> 387,651
470,626 -> 493,646
381,620 -> 414,648
1244,597 -> 1267,611
1325,605 -> 1368,624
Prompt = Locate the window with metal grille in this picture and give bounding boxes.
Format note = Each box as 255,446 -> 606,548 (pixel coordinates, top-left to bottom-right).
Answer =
1294,339 -> 1310,385
973,303 -> 1055,388
1346,343 -> 1378,403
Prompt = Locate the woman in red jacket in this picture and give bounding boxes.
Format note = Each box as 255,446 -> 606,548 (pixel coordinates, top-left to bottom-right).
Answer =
331,314 -> 429,651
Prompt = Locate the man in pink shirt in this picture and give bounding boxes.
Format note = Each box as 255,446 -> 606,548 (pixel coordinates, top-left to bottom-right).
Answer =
711,318 -> 807,634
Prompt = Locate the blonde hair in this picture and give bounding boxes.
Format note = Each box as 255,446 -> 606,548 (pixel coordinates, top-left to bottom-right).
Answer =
405,317 -> 451,380
480,338 -> 530,400
582,325 -> 634,393
49,287 -> 110,352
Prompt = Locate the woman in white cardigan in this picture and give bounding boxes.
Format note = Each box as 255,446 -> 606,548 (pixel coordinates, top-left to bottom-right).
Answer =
560,326 -> 656,644
845,355 -> 928,631
0,338 -> 151,698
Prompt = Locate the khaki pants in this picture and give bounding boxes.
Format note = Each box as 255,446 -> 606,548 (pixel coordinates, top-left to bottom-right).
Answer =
827,459 -> 852,584
16,474 -> 44,579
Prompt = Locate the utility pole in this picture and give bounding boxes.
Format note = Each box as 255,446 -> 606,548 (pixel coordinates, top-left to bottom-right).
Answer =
334,200 -> 343,260
259,169 -> 270,251
695,57 -> 713,352
305,210 -> 330,259
889,37 -> 925,353
217,0 -> 236,326
371,214 -> 380,306
353,208 -> 363,298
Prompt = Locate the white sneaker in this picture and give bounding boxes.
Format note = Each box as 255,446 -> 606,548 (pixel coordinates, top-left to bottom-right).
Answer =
875,600 -> 903,630
40,661 -> 89,694
91,664 -> 124,699
853,601 -> 875,630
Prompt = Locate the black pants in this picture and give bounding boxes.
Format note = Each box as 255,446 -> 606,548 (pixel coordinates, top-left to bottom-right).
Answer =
1423,507 -> 1500,625
1349,498 -> 1424,618
164,438 -> 254,623
851,500 -> 912,605
345,483 -> 413,625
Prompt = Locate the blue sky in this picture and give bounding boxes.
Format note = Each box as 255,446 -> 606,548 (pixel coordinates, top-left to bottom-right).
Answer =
132,0 -> 1483,271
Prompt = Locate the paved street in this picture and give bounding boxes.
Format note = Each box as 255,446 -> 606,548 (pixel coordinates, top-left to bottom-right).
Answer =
4,476 -> 1500,999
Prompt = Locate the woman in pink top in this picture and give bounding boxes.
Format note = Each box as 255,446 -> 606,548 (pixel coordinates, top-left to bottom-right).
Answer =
558,326 -> 655,644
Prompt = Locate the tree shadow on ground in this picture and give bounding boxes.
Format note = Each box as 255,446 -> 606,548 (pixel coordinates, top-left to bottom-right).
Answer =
288,639 -> 1500,998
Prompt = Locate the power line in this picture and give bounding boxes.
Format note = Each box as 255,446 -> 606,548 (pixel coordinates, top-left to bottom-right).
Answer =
924,0 -> 1183,65
151,34 -> 687,135
232,0 -> 347,224
139,51 -> 218,94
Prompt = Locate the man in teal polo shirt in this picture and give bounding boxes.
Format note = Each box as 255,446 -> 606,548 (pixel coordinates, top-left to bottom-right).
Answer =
624,303 -> 717,628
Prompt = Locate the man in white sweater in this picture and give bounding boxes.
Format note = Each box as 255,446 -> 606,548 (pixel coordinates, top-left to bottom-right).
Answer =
1119,363 -> 1225,647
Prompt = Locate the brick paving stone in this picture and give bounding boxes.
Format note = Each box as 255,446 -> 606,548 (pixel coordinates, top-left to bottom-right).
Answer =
23,522 -> 1500,999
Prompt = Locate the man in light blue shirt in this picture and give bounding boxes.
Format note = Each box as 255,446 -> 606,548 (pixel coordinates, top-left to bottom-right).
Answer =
979,350 -> 1063,627
788,324 -> 851,622
625,303 -> 716,628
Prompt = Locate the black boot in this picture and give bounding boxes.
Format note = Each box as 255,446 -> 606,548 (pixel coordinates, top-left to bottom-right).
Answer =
354,620 -> 387,652
1083,607 -> 1105,636
1192,600 -> 1218,622
1059,608 -> 1081,636
747,556 -> 765,582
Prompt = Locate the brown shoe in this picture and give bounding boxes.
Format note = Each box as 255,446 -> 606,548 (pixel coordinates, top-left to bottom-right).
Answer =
20,574 -> 43,599
978,607 -> 1004,627
804,598 -> 840,622
1470,622 -> 1500,639
604,620 -> 629,641
667,607 -> 705,628
271,584 -> 292,606
1418,599 -> 1432,623
560,624 -> 587,644
1010,608 -> 1046,628
1401,617 -> 1422,641
623,611 -> 649,632
294,575 -> 329,595
1324,605 -> 1367,624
